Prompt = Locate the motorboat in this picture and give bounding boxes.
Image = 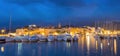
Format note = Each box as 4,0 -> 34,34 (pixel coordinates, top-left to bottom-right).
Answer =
116,35 -> 120,39
14,36 -> 22,42
37,35 -> 47,42
29,35 -> 39,42
56,35 -> 63,41
94,35 -> 100,39
5,37 -> 14,42
94,35 -> 104,40
63,33 -> 73,42
73,34 -> 79,41
0,36 -> 6,43
47,35 -> 55,42
21,36 -> 29,42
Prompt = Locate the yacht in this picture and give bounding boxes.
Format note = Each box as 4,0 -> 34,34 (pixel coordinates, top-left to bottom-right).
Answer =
0,36 -> 6,42
56,35 -> 63,41
37,34 -> 47,42
6,16 -> 15,42
21,36 -> 29,42
117,35 -> 120,39
14,36 -> 22,42
29,35 -> 39,42
47,35 -> 55,42
73,34 -> 79,41
94,35 -> 100,38
5,37 -> 14,42
118,36 -> 120,39
63,33 -> 73,42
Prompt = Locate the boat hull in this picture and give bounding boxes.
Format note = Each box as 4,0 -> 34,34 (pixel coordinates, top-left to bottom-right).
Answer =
5,38 -> 15,42
39,38 -> 47,42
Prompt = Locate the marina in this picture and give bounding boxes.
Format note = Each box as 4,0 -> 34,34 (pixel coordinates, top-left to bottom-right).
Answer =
0,33 -> 80,43
0,35 -> 120,56
0,32 -> 120,43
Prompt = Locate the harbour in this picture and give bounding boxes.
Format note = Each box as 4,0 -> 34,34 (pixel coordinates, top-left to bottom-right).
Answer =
0,35 -> 120,56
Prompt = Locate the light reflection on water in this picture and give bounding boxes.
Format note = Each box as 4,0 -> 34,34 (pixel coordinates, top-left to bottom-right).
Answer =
0,36 -> 120,56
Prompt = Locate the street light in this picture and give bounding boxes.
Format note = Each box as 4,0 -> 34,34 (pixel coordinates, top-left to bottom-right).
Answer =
1,29 -> 5,34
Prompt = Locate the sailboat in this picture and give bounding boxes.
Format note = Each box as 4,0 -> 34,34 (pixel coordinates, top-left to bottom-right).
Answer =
5,16 -> 15,42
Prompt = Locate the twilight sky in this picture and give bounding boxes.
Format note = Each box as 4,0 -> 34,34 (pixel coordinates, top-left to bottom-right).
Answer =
0,0 -> 120,29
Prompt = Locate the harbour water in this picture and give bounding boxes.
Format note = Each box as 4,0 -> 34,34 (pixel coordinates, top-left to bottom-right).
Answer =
0,35 -> 120,56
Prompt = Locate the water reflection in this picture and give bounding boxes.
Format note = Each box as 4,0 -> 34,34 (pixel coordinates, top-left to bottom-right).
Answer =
114,39 -> 117,56
0,36 -> 120,56
17,43 -> 22,56
95,41 -> 98,51
86,35 -> 90,56
66,42 -> 71,48
1,46 -> 4,52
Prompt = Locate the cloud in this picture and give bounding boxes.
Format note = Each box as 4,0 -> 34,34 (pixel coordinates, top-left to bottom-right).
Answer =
0,0 -> 120,28
3,0 -> 45,5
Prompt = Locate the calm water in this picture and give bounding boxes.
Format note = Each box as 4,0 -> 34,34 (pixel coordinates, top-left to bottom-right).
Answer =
0,36 -> 120,56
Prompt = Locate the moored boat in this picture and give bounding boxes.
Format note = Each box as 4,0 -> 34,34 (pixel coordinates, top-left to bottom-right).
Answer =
5,37 -> 14,42
14,36 -> 22,42
0,36 -> 6,43
37,34 -> 47,42
29,35 -> 39,42
56,35 -> 63,41
63,33 -> 73,42
73,35 -> 78,41
47,35 -> 55,42
21,36 -> 29,42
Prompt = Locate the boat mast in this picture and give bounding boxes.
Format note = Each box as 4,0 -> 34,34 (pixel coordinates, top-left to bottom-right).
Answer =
9,16 -> 12,33
95,21 -> 96,29
68,20 -> 71,33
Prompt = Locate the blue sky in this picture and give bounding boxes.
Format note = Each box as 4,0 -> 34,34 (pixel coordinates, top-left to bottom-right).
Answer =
0,0 -> 120,28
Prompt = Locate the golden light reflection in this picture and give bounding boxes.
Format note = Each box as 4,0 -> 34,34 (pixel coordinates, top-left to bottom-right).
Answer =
1,46 -> 4,52
96,41 -> 98,50
41,32 -> 45,36
70,32 -> 74,37
54,32 -> 58,36
18,43 -> 22,55
86,35 -> 90,51
114,39 -> 117,55
81,37 -> 84,50
100,43 -> 103,50
66,42 -> 71,48
108,42 -> 110,46
1,29 -> 5,33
